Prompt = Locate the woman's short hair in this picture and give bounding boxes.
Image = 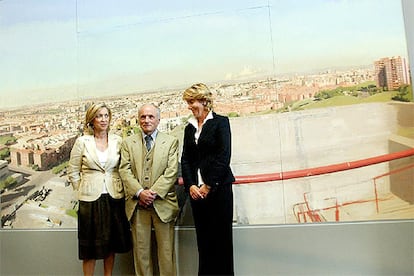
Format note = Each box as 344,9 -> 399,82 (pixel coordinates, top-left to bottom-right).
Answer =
84,102 -> 112,134
182,83 -> 214,110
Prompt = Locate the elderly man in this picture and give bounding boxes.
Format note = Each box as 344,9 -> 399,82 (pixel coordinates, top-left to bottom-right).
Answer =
119,103 -> 179,276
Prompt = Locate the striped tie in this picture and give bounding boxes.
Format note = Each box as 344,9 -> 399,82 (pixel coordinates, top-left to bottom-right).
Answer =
145,135 -> 152,151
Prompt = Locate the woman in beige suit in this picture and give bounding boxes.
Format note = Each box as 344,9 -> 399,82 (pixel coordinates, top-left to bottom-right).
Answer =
68,103 -> 131,276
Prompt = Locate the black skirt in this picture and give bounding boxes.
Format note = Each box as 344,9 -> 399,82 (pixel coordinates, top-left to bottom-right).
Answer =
78,194 -> 132,260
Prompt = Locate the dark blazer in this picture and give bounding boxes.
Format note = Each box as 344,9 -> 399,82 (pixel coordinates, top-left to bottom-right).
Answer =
181,112 -> 235,192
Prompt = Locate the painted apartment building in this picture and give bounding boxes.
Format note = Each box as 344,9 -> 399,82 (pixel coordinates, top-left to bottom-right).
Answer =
374,56 -> 411,90
9,133 -> 77,171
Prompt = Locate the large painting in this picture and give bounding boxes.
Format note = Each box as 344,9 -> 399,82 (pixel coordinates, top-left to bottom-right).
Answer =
1,0 -> 412,229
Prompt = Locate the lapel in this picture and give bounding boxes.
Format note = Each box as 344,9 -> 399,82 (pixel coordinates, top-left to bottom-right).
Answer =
83,135 -> 104,171
152,132 -> 167,176
131,134 -> 144,176
104,134 -> 119,170
198,112 -> 216,143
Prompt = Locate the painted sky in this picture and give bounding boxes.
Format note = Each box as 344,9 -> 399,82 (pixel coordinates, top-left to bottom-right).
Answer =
0,0 -> 409,109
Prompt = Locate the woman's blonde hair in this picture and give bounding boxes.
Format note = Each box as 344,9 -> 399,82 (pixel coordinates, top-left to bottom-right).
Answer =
83,103 -> 112,135
182,83 -> 214,111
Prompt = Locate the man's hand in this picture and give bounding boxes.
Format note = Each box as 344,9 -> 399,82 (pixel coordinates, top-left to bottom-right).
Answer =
139,189 -> 157,207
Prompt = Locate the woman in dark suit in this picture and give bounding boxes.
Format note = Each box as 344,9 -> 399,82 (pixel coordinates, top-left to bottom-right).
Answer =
181,83 -> 235,276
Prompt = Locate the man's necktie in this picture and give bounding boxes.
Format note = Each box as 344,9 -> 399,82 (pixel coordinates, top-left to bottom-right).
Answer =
145,135 -> 152,151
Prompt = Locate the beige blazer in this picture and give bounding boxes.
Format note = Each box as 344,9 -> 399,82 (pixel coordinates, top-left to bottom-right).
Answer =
68,134 -> 125,202
119,132 -> 179,223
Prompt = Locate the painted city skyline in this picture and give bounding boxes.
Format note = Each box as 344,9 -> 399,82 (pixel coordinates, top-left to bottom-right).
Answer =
1,0 -> 413,229
0,0 -> 410,110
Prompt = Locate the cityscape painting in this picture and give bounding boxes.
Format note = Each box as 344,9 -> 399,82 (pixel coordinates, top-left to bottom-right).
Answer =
1,0 -> 413,229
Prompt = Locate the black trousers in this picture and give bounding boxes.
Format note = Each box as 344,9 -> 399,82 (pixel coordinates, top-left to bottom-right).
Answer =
190,184 -> 234,276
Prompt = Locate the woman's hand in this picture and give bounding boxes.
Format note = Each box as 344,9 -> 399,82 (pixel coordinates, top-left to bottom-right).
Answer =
199,184 -> 211,198
190,184 -> 210,200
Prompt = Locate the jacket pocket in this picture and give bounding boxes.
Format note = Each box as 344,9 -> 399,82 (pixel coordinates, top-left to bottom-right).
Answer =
79,179 -> 93,195
112,176 -> 124,193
